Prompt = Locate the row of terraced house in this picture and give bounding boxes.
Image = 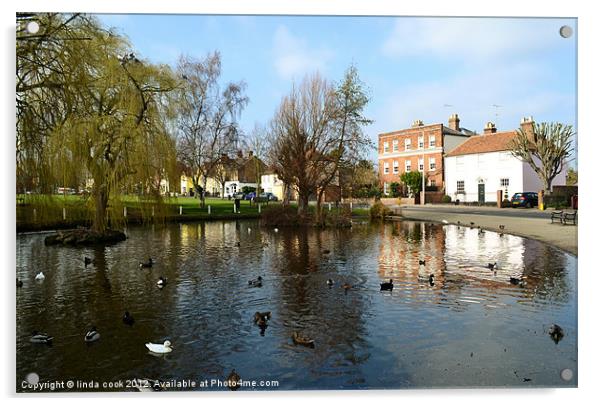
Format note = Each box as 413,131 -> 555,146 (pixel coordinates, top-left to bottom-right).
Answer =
377,114 -> 567,204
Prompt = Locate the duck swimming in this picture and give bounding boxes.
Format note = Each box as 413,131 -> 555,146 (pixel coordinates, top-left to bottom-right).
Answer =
84,257 -> 93,266
157,277 -> 167,287
254,311 -> 272,326
17,278 -> 23,288
548,324 -> 564,344
123,311 -> 135,326
139,258 -> 153,268
418,274 -> 435,286
322,249 -> 331,255
35,272 -> 45,280
487,262 -> 498,270
145,340 -> 172,354
509,277 -> 525,286
419,260 -> 426,266
274,228 -> 279,232
326,279 -> 334,287
342,283 -> 352,291
84,326 -> 100,342
380,279 -> 394,291
30,331 -> 53,344
248,276 -> 263,287
292,331 -> 315,348
227,370 -> 241,391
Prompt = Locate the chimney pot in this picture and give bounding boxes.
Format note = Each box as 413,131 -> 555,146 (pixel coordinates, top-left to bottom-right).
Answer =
483,122 -> 497,134
411,119 -> 424,128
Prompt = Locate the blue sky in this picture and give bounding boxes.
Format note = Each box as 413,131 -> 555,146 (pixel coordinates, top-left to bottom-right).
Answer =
97,14 -> 577,162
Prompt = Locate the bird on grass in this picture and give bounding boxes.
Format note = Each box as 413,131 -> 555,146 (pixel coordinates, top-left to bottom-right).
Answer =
123,311 -> 135,326
380,279 -> 394,291
139,258 -> 153,268
84,326 -> 100,342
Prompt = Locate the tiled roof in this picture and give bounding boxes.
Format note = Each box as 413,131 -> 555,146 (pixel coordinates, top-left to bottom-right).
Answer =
445,131 -> 518,157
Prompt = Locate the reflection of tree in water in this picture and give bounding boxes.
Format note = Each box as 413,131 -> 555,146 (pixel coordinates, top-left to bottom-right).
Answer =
522,242 -> 572,304
274,227 -> 371,385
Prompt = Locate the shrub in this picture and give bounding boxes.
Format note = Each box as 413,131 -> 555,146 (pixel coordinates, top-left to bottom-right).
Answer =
442,195 -> 452,203
370,200 -> 393,220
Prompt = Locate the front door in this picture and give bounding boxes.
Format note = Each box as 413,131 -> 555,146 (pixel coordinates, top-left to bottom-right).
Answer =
478,183 -> 485,204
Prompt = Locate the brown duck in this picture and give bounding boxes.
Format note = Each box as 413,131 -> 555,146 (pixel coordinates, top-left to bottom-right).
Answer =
292,331 -> 315,348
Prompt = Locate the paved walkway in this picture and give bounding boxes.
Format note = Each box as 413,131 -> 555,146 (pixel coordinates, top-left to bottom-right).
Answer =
389,205 -> 578,256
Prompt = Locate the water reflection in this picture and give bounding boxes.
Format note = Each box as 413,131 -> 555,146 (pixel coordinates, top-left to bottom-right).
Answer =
16,220 -> 576,391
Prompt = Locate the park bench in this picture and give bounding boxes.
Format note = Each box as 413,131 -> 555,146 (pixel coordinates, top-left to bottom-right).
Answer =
562,211 -> 577,225
551,210 -> 564,224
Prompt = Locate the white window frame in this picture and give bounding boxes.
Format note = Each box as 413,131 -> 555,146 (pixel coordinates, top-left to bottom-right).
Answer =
392,139 -> 399,152
429,179 -> 436,187
383,141 -> 389,153
418,136 -> 424,149
429,135 -> 436,148
429,157 -> 436,171
383,162 -> 389,174
457,180 -> 465,194
405,160 -> 411,172
383,182 -> 389,196
405,139 -> 411,151
418,158 -> 424,172
500,178 -> 510,187
393,161 -> 399,174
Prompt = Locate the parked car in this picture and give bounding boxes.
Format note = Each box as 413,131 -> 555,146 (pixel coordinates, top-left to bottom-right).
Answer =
511,192 -> 539,208
258,192 -> 278,202
244,192 -> 256,200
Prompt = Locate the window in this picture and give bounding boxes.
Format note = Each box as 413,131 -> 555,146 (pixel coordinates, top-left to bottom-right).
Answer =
429,157 -> 436,171
457,180 -> 465,193
418,136 -> 424,149
429,179 -> 436,187
405,139 -> 411,151
500,178 -> 510,187
383,182 -> 389,195
383,142 -> 389,153
419,158 -> 424,171
405,160 -> 411,172
393,161 -> 399,174
429,135 -> 436,147
392,140 -> 399,152
383,162 -> 389,174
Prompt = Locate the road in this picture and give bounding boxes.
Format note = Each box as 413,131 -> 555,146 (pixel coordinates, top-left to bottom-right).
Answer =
393,205 -> 556,219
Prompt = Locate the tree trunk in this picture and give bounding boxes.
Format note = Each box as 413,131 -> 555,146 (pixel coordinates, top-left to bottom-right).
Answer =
92,183 -> 109,233
316,188 -> 324,223
201,177 -> 208,207
298,192 -> 310,215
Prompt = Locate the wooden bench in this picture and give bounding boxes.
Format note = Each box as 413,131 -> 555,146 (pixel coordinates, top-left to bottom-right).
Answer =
562,211 -> 577,225
551,210 -> 564,224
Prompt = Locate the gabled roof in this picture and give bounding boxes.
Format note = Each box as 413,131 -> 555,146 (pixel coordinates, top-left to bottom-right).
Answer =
445,131 -> 518,157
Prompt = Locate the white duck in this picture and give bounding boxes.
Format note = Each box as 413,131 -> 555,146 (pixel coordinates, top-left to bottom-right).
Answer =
145,340 -> 172,354
35,272 -> 45,280
274,228 -> 279,233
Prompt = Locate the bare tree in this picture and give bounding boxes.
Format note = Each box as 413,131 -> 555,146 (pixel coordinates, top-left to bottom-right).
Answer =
510,121 -> 574,195
246,123 -> 270,199
176,52 -> 248,206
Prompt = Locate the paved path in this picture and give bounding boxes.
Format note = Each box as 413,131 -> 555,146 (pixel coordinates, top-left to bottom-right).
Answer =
389,205 -> 578,256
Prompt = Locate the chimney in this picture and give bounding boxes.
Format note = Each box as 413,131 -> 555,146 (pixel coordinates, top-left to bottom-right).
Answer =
483,122 -> 497,134
520,116 -> 535,138
448,114 -> 460,131
411,119 -> 424,128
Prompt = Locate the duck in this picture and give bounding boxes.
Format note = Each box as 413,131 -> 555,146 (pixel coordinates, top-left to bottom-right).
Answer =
419,274 -> 435,286
509,277 -> 524,286
139,258 -> 153,268
478,227 -> 485,235
145,340 -> 172,354
30,331 -> 53,344
247,227 -> 252,234
499,225 -> 505,230
487,262 -> 498,270
84,326 -> 100,342
380,279 -> 394,291
442,220 -> 449,224
274,228 -> 279,233
254,311 -> 272,326
157,277 -> 167,287
35,272 -> 45,280
419,260 -> 426,266
226,370 -> 241,391
84,256 -> 93,266
470,222 -> 475,227
322,249 -> 331,255
16,278 -> 23,288
342,282 -> 352,291
122,311 -> 135,326
235,241 -> 241,247
548,324 -> 564,344
326,278 -> 334,287
248,276 -> 263,287
292,331 -> 315,348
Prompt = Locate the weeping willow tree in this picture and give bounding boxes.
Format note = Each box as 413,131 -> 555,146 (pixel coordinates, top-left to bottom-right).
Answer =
17,13 -> 178,234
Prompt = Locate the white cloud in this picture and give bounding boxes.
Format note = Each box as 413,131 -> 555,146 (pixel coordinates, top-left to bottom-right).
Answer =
272,25 -> 334,80
382,17 -> 566,60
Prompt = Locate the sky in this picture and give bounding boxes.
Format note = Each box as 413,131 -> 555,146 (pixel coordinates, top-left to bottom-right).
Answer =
97,14 -> 577,163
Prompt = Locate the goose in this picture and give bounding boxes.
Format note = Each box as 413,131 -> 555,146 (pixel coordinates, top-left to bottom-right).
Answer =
17,278 -> 23,288
548,324 -> 564,344
30,331 -> 53,344
84,257 -> 93,266
326,278 -> 334,287
157,277 -> 167,287
487,262 -> 498,270
380,279 -> 394,291
145,340 -> 172,354
419,260 -> 426,266
227,370 -> 241,391
122,311 -> 135,326
84,326 -> 100,342
139,258 -> 153,268
35,272 -> 45,280
248,276 -> 263,287
292,331 -> 315,348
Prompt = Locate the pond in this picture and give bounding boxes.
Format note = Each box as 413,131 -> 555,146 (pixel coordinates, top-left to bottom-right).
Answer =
16,220 -> 577,391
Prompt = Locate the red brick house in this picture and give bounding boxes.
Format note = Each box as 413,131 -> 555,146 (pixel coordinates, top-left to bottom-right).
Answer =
377,114 -> 474,195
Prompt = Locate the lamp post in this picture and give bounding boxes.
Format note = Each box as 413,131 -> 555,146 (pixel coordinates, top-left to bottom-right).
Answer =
421,128 -> 426,205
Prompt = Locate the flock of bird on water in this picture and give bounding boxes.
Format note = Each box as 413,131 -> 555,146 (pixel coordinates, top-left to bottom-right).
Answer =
17,222 -> 565,390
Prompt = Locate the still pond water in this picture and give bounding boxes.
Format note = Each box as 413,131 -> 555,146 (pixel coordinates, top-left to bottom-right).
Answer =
16,220 -> 577,391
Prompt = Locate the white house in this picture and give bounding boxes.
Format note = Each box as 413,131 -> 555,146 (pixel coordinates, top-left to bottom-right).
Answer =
444,119 -> 567,203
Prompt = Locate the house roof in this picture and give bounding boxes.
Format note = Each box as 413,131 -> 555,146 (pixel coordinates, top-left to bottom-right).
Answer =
445,130 -> 518,157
